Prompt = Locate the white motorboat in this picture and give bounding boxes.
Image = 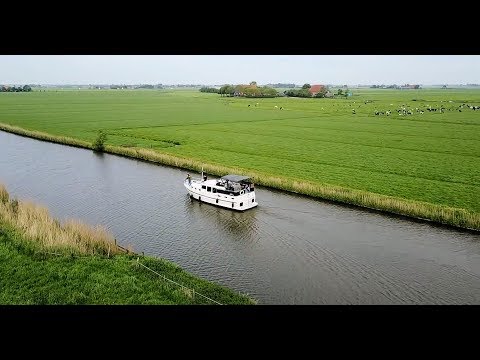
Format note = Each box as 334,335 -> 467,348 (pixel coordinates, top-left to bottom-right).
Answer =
184,171 -> 258,211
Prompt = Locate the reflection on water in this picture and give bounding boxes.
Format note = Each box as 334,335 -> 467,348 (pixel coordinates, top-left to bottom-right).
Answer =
1,130 -> 479,304
186,196 -> 259,240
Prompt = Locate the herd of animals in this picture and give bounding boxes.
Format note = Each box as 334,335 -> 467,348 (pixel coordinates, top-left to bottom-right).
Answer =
240,99 -> 480,117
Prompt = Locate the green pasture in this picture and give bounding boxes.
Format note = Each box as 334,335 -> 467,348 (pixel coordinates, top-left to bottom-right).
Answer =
0,88 -> 479,213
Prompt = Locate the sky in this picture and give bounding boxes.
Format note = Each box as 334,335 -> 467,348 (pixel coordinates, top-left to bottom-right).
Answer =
0,55 -> 479,85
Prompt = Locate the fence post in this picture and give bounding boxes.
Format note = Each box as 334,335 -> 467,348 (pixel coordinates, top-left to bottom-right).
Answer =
136,257 -> 139,268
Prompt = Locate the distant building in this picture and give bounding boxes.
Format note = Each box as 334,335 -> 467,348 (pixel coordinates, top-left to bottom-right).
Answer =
308,84 -> 326,96
400,84 -> 421,90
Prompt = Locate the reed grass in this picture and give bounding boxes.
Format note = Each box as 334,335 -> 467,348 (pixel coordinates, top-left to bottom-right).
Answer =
0,183 -> 120,255
0,123 -> 91,149
1,123 -> 479,231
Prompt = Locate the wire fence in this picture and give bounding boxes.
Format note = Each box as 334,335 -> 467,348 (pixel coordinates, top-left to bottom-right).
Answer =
33,249 -> 223,305
135,257 -> 223,305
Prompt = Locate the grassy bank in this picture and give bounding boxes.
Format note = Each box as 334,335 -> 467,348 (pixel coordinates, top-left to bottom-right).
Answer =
0,88 -> 479,230
0,184 -> 255,304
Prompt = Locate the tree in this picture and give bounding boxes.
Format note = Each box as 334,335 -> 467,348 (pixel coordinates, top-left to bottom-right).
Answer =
219,85 -> 228,96
225,85 -> 235,96
93,130 -> 107,152
200,86 -> 218,93
23,85 -> 32,92
219,84 -> 235,96
299,89 -> 312,98
249,81 -> 257,87
302,84 -> 311,89
337,89 -> 343,96
284,88 -> 311,98
260,86 -> 278,97
244,87 -> 261,97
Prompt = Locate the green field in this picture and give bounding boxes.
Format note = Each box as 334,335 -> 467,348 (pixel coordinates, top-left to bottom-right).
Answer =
0,88 -> 479,226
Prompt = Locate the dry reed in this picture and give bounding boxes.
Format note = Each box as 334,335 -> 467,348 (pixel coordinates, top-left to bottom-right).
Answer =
0,183 -> 121,255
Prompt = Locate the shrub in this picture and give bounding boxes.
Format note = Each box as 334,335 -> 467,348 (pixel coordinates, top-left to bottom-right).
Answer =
93,130 -> 107,152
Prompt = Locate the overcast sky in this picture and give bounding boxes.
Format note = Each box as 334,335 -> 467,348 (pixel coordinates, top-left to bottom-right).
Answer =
0,55 -> 478,85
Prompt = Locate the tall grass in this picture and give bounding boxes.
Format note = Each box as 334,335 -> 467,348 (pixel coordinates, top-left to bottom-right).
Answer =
1,124 -> 479,231
0,183 -> 120,255
0,123 -> 91,149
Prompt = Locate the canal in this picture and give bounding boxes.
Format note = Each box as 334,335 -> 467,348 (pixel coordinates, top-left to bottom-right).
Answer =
1,130 -> 479,304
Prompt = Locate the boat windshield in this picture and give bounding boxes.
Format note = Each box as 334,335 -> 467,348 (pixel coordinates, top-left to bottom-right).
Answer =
216,177 -> 254,193
220,174 -> 251,183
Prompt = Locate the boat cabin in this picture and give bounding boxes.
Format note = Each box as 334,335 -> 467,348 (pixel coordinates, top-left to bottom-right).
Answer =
199,174 -> 254,196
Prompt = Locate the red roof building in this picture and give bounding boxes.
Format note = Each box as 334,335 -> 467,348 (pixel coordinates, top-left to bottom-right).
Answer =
309,85 -> 326,96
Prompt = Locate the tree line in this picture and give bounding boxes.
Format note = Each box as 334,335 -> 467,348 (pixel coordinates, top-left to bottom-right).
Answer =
199,82 -> 351,99
283,84 -> 328,98
1,85 -> 32,92
200,87 -> 219,93
217,82 -> 278,98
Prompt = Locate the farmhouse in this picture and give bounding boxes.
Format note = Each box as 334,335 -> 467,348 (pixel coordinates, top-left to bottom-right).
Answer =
308,84 -> 326,96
